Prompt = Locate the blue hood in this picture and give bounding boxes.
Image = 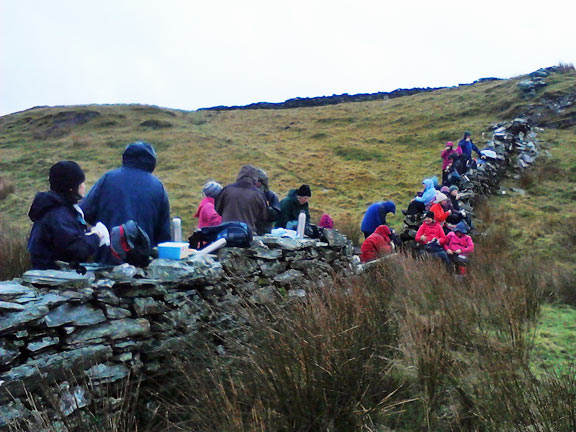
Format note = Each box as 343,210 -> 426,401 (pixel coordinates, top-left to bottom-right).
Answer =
122,141 -> 157,172
382,200 -> 396,215
454,221 -> 470,234
28,191 -> 67,222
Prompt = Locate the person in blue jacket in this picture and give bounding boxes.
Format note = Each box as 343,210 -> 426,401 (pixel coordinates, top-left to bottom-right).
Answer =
81,141 -> 171,263
457,131 -> 483,165
28,161 -> 105,269
361,201 -> 396,239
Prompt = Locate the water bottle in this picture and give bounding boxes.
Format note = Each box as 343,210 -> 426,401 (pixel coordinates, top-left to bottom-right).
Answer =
296,211 -> 306,238
171,217 -> 182,242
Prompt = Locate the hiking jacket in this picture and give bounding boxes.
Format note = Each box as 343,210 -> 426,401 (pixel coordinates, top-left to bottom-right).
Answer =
443,232 -> 474,256
415,221 -> 446,245
429,203 -> 451,223
194,197 -> 222,229
215,165 -> 268,233
276,189 -> 311,229
255,189 -> 281,235
361,201 -> 396,236
360,225 -> 393,262
28,191 -> 100,270
414,179 -> 436,205
458,138 -> 482,161
81,141 -> 171,253
441,148 -> 457,170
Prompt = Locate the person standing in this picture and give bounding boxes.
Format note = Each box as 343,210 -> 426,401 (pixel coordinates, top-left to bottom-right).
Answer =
215,165 -> 268,233
254,167 -> 281,235
360,201 -> 396,239
457,131 -> 483,166
81,141 -> 171,263
440,141 -> 457,185
28,161 -> 107,269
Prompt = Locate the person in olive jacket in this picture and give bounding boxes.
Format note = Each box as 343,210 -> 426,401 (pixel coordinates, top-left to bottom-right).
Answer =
276,184 -> 311,229
28,161 -> 106,269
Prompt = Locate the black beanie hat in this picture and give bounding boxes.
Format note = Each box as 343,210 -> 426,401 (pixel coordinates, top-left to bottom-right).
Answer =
425,211 -> 435,219
49,161 -> 85,193
296,184 -> 311,197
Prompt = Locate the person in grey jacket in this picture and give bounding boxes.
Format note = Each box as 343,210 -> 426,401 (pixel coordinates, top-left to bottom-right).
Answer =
215,165 -> 267,233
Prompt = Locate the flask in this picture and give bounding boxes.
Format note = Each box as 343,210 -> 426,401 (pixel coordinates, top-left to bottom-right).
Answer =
171,217 -> 182,242
296,211 -> 306,238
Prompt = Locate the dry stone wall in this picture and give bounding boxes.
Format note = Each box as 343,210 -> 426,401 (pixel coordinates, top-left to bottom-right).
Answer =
0,231 -> 355,427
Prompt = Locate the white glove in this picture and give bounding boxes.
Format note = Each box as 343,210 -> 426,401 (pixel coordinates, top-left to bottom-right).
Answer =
90,222 -> 110,247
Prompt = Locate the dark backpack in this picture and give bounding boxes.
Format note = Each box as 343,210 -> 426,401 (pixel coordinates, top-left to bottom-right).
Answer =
189,221 -> 253,250
110,220 -> 152,267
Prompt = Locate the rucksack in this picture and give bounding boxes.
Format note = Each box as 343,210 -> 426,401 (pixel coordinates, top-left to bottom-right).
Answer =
189,222 -> 253,250
110,220 -> 152,267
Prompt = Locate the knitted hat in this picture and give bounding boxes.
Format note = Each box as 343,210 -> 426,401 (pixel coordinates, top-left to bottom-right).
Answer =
49,161 -> 85,193
440,186 -> 450,194
296,184 -> 311,197
435,193 -> 448,203
425,211 -> 435,219
449,185 -> 459,193
464,131 -> 472,137
202,181 -> 222,198
446,141 -> 454,147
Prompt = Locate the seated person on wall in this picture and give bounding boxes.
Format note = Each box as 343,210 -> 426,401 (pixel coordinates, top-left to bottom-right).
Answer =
318,213 -> 334,229
405,179 -> 436,215
443,221 -> 474,274
276,184 -> 311,230
361,200 -> 396,239
254,167 -> 281,235
28,161 -> 108,270
429,192 -> 451,225
360,225 -> 393,263
414,211 -> 449,264
215,164 -> 268,233
194,181 -> 223,229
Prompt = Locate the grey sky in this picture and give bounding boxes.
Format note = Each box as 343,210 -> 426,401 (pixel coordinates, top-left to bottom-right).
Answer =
1,0 -> 574,117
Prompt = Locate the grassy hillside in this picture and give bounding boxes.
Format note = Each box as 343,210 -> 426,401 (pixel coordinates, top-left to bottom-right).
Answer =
1,69 -> 574,241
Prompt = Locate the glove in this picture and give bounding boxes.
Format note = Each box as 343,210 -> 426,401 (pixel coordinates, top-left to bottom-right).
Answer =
90,222 -> 110,247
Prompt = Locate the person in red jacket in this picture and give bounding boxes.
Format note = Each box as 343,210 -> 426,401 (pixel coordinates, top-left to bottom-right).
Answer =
360,225 -> 393,263
429,192 -> 451,224
415,211 -> 449,264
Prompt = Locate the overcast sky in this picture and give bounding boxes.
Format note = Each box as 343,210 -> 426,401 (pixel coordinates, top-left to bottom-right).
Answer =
1,0 -> 575,117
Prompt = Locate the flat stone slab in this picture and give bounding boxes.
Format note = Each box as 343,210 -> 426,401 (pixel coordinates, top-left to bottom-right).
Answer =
66,318 -> 150,345
0,305 -> 49,335
45,304 -> 106,328
21,270 -> 94,288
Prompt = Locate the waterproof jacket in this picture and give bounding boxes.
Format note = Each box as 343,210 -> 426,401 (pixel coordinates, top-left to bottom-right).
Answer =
81,142 -> 171,257
194,197 -> 222,229
413,179 -> 436,205
215,165 -> 268,233
458,138 -> 482,161
443,232 -> 474,256
276,189 -> 310,229
415,220 -> 446,245
441,148 -> 457,170
429,202 -> 451,223
28,191 -> 100,270
360,225 -> 393,263
361,201 -> 396,236
255,189 -> 281,235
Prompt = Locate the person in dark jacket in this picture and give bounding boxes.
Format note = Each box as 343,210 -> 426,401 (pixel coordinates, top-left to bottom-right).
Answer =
361,200 -> 396,239
28,161 -> 105,270
81,141 -> 171,263
276,184 -> 311,229
457,131 -> 483,165
254,167 -> 281,235
215,165 -> 268,233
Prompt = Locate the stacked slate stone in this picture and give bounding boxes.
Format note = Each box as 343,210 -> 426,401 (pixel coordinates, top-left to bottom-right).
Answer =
0,231 -> 354,428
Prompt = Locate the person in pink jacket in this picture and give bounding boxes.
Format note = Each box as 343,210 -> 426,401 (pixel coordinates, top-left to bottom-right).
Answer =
440,142 -> 457,184
194,181 -> 223,228
443,221 -> 474,274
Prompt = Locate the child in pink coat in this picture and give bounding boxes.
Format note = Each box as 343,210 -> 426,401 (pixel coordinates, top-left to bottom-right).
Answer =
194,181 -> 222,228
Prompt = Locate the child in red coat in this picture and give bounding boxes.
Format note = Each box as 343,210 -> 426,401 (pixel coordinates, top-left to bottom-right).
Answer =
360,225 -> 393,263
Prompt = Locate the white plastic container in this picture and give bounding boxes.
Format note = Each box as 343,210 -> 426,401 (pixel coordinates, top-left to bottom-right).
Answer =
296,211 -> 306,238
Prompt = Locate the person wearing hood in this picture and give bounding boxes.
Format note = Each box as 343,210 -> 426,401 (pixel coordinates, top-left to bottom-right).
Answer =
361,200 -> 396,239
194,181 -> 222,229
443,221 -> 474,274
81,141 -> 171,263
215,164 -> 268,233
254,167 -> 281,235
28,161 -> 107,270
457,131 -> 483,165
360,225 -> 393,263
440,142 -> 457,185
405,179 -> 437,215
276,184 -> 311,229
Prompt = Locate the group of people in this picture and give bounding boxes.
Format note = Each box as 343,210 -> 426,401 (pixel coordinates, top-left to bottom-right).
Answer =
27,141 -> 333,270
359,132 -> 477,275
